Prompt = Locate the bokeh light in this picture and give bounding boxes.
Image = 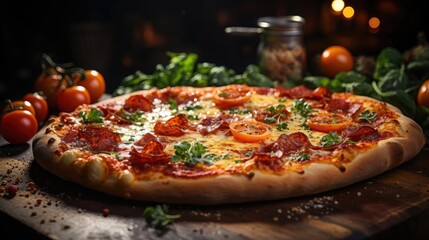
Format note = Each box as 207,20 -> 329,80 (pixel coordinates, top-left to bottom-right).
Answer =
331,0 -> 345,12
342,6 -> 355,19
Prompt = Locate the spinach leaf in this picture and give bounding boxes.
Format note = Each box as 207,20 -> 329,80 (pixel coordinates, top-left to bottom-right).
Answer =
373,47 -> 403,81
377,67 -> 408,92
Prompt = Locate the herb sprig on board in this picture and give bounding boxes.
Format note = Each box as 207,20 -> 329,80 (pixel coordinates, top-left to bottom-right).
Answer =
112,52 -> 275,97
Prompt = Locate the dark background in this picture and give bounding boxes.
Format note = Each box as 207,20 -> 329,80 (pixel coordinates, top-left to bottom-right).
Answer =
1,0 -> 428,101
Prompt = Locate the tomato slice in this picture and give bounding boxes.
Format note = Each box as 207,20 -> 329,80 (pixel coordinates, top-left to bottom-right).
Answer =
229,119 -> 272,143
212,85 -> 253,109
308,111 -> 352,133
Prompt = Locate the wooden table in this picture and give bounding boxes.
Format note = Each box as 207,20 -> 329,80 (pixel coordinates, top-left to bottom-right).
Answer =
1,138 -> 429,240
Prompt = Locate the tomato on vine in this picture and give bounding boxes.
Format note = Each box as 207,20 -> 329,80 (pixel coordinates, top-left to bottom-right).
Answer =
56,86 -> 91,113
23,92 -> 49,123
1,110 -> 38,144
3,100 -> 36,117
76,70 -> 106,103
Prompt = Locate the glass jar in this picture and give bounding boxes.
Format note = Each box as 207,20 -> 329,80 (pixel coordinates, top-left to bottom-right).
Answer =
257,16 -> 306,84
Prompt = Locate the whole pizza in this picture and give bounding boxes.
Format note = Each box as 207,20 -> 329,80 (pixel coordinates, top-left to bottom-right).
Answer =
32,84 -> 426,205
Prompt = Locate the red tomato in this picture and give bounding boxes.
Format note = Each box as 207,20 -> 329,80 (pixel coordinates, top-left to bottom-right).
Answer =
23,92 -> 49,123
320,45 -> 354,78
56,86 -> 91,113
229,119 -> 272,143
35,72 -> 65,109
76,70 -> 106,103
1,110 -> 38,144
307,111 -> 352,133
212,85 -> 253,109
3,100 -> 36,117
417,79 -> 429,108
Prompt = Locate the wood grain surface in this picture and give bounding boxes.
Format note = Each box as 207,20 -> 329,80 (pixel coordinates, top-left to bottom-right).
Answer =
1,139 -> 429,240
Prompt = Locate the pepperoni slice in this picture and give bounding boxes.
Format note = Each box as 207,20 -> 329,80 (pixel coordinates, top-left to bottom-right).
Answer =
129,140 -> 170,165
123,94 -> 152,112
323,98 -> 362,115
134,133 -> 158,146
277,85 -> 331,100
154,114 -> 195,136
346,126 -> 381,142
197,113 -> 237,135
255,132 -> 311,160
62,126 -> 122,152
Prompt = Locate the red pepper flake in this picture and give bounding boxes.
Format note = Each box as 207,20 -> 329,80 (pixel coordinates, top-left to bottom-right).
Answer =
102,208 -> 110,217
5,185 -> 19,198
27,182 -> 35,188
6,169 -> 12,174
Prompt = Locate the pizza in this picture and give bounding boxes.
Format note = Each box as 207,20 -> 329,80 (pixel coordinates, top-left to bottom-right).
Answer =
32,84 -> 426,205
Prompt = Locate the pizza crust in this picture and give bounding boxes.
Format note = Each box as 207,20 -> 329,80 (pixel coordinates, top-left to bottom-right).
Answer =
32,89 -> 426,205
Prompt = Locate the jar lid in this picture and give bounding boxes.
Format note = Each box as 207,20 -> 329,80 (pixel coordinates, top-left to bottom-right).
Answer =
257,16 -> 305,35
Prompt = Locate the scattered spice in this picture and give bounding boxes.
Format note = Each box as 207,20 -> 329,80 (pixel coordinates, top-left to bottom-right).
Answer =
102,208 -> 110,217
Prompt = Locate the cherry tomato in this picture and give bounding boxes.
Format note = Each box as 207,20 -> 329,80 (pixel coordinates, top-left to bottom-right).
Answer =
56,86 -> 91,113
1,110 -> 38,144
76,70 -> 106,103
320,45 -> 354,78
229,119 -> 272,143
3,100 -> 36,117
417,79 -> 429,108
35,72 -> 65,109
23,92 -> 49,123
307,111 -> 352,133
212,85 -> 253,109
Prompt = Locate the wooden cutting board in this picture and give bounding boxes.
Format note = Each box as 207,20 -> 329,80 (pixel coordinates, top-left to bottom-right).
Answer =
1,139 -> 429,240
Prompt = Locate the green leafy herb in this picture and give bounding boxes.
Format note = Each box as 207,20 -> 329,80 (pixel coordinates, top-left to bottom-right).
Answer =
276,122 -> 288,131
111,52 -> 276,97
79,108 -> 104,123
218,92 -> 228,98
184,104 -> 203,111
227,107 -> 251,115
122,112 -> 146,125
320,132 -> 343,147
292,99 -> 313,118
263,117 -> 276,124
187,115 -> 200,120
266,104 -> 288,123
358,110 -> 377,122
292,152 -> 310,162
168,98 -> 178,110
143,204 -> 180,229
171,141 -> 218,166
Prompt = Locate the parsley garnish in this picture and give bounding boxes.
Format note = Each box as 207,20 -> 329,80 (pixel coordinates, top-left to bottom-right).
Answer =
266,104 -> 288,123
218,92 -> 228,98
227,107 -> 251,115
276,122 -> 288,131
292,99 -> 313,118
143,204 -> 180,229
293,152 -> 310,162
263,117 -> 276,124
184,104 -> 203,111
187,115 -> 200,120
320,132 -> 343,147
168,98 -> 178,110
358,110 -> 377,122
122,112 -> 146,125
171,141 -> 218,166
79,108 -> 104,123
